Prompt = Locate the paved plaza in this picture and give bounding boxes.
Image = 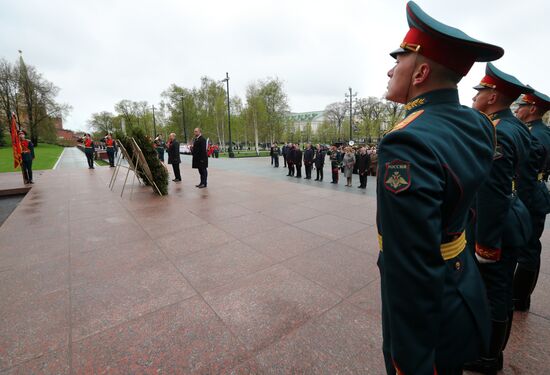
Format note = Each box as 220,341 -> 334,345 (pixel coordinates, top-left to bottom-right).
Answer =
0,154 -> 549,374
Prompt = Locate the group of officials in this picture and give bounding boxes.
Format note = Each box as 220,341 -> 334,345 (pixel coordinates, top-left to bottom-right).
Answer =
155,127 -> 209,188
270,143 -> 372,189
375,2 -> 550,374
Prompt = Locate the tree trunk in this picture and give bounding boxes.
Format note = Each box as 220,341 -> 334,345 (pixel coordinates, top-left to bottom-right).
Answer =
253,111 -> 259,156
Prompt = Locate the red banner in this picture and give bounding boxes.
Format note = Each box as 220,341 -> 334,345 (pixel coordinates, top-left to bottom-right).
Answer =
10,113 -> 22,169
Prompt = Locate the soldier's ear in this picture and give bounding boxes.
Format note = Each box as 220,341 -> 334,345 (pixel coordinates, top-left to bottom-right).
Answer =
487,91 -> 498,105
412,62 -> 431,86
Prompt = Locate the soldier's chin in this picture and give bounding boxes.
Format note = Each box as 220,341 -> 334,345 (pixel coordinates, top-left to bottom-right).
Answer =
385,90 -> 406,104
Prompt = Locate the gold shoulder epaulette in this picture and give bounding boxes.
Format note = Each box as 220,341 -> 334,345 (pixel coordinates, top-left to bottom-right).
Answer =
385,109 -> 424,135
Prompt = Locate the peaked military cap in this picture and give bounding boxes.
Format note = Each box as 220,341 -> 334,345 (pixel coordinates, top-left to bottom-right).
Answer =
474,62 -> 534,99
390,1 -> 504,76
520,88 -> 550,112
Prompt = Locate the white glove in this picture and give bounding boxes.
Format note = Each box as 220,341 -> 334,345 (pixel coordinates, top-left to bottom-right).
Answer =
475,253 -> 497,264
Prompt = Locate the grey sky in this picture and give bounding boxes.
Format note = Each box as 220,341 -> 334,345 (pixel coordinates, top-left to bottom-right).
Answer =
1,0 -> 548,131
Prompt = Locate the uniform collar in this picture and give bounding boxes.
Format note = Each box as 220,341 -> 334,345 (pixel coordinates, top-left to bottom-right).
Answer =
526,118 -> 545,128
488,108 -> 514,121
404,88 -> 459,116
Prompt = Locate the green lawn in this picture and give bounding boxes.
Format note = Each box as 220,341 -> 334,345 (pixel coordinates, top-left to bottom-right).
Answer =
218,150 -> 270,158
0,143 -> 65,173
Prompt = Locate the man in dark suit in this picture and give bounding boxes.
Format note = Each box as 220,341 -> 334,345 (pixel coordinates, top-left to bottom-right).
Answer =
314,144 -> 325,181
356,146 -> 371,189
303,143 -> 314,179
294,144 -> 303,178
287,143 -> 295,176
192,127 -> 208,188
166,133 -> 181,182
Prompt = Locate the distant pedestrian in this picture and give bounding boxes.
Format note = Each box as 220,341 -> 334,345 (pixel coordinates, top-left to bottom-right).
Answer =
287,144 -> 295,176
154,134 -> 165,162
167,133 -> 181,182
192,127 -> 208,188
314,144 -> 325,181
19,130 -> 34,184
271,143 -> 280,167
294,144 -> 303,178
356,146 -> 371,189
343,147 -> 356,187
84,133 -> 94,169
329,145 -> 340,184
303,143 -> 314,179
282,143 -> 288,167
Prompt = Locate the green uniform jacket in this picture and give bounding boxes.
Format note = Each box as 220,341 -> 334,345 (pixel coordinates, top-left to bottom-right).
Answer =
376,89 -> 494,374
518,119 -> 550,216
475,109 -> 533,253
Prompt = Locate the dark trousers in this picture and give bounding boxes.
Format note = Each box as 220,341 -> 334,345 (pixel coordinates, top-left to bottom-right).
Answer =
518,214 -> 545,271
172,163 -> 181,180
305,164 -> 312,178
199,167 -> 208,186
273,156 -> 279,167
479,246 -> 519,322
295,164 -> 302,177
283,155 -> 287,167
22,158 -> 33,182
85,149 -> 94,168
359,173 -> 367,187
288,164 -> 294,176
107,148 -> 115,167
332,167 -> 339,183
156,148 -> 165,162
316,166 -> 323,180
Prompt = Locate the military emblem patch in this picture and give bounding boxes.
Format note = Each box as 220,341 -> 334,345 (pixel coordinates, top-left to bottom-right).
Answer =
384,160 -> 411,194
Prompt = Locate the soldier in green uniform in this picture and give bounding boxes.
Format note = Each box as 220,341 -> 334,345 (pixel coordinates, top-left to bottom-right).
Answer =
377,2 -> 504,374
513,90 -> 550,311
464,64 -> 535,374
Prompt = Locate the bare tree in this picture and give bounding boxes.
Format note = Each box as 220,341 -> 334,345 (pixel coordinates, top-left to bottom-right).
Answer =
0,59 -> 20,145
17,55 -> 71,145
324,102 -> 347,141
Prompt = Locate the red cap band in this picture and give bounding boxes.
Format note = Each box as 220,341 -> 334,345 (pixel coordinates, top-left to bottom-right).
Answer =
522,93 -> 550,111
402,27 -> 476,76
478,75 -> 524,99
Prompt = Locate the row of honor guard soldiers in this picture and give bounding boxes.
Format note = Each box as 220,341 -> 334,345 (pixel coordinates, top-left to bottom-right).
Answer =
376,1 -> 550,374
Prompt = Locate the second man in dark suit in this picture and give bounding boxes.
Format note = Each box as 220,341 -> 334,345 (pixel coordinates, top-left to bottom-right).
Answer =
192,127 -> 208,188
167,133 -> 181,182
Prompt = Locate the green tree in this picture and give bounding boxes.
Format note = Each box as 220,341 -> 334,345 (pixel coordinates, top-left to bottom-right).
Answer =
18,54 -> 71,145
88,111 -> 116,134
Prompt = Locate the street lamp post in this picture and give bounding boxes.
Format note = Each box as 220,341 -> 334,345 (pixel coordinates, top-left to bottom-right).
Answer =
221,72 -> 235,158
180,95 -> 188,143
345,87 -> 357,143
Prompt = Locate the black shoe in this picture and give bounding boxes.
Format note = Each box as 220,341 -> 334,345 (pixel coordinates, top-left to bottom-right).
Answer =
331,181 -> 337,184
314,178 -> 319,181
357,185 -> 362,188
463,357 -> 499,375
195,184 -> 201,187
198,184 -> 206,188
29,181 -> 34,184
173,179 -> 181,182
514,297 -> 531,311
